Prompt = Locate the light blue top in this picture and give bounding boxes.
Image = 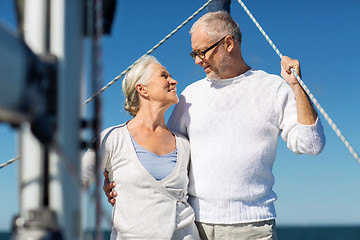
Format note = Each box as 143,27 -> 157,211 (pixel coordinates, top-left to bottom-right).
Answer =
130,134 -> 177,181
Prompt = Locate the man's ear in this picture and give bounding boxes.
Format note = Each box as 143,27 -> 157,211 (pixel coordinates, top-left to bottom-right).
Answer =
135,83 -> 148,98
225,35 -> 235,52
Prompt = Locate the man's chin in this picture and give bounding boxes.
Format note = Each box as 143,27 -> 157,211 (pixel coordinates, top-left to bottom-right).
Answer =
206,72 -> 221,80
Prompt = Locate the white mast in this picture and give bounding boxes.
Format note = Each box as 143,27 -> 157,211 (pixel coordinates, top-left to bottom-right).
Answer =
49,0 -> 84,239
13,0 -> 84,239
18,0 -> 48,218
2,0 -> 115,238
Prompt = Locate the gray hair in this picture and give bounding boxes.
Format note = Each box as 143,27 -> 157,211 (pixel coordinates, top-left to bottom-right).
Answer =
122,55 -> 160,116
190,11 -> 242,45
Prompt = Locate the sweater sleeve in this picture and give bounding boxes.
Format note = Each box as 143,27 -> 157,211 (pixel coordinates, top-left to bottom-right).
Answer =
167,93 -> 190,138
81,128 -> 111,187
277,82 -> 326,155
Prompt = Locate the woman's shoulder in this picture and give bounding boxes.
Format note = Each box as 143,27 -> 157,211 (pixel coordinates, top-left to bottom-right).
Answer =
172,131 -> 188,141
100,123 -> 128,142
172,131 -> 190,150
102,122 -> 126,133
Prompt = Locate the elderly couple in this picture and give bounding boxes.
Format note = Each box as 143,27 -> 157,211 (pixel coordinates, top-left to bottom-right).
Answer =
82,11 -> 325,240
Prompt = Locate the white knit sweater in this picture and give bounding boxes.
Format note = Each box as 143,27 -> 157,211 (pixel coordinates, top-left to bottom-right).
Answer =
167,69 -> 325,224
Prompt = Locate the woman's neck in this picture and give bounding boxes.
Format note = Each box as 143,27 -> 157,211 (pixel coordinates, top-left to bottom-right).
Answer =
128,106 -> 167,132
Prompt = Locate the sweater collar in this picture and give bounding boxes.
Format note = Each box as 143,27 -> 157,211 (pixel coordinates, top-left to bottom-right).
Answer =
206,68 -> 254,85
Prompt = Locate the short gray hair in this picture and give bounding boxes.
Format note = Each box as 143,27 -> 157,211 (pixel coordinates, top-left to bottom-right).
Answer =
190,11 -> 242,45
122,55 -> 160,116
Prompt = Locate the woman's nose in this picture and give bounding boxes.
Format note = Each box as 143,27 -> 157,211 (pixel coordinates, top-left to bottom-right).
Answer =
169,77 -> 177,85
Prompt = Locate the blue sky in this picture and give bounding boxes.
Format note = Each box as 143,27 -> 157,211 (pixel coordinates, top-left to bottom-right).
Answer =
1,0 -> 360,231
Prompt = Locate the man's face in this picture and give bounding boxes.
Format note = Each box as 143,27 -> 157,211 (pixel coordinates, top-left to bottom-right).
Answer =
191,26 -> 228,80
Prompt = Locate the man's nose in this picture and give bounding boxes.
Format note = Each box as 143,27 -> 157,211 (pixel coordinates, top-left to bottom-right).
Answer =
194,55 -> 203,65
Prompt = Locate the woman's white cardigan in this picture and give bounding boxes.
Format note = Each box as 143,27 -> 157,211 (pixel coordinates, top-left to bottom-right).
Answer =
82,123 -> 199,240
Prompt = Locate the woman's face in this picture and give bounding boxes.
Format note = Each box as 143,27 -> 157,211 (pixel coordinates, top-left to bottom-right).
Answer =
144,63 -> 178,106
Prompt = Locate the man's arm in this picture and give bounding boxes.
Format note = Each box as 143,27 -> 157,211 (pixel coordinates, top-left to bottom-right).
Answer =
281,56 -> 317,125
103,170 -> 117,206
167,94 -> 189,137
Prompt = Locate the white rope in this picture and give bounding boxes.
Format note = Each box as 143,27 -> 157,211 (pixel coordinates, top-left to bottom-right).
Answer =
236,0 -> 360,164
0,155 -> 21,169
84,0 -> 214,104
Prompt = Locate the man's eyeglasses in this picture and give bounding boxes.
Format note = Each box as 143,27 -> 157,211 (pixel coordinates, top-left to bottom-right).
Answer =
190,35 -> 228,60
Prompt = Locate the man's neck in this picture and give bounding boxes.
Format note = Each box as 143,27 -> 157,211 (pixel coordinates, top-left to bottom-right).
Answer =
224,51 -> 251,79
221,64 -> 251,79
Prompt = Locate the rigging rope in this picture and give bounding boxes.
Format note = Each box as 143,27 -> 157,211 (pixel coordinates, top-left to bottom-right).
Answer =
236,0 -> 360,164
84,0 -> 214,104
0,155 -> 21,169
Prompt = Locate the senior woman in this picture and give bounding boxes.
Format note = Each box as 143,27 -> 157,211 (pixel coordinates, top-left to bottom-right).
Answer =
82,56 -> 200,240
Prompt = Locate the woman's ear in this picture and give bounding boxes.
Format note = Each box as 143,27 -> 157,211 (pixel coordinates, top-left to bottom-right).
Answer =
135,83 -> 148,98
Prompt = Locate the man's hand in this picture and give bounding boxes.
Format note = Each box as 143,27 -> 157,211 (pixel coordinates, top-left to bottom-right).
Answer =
281,56 -> 301,86
280,55 -> 317,125
103,170 -> 117,206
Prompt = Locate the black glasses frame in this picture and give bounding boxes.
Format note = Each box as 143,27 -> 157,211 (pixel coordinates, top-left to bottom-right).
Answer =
190,35 -> 228,60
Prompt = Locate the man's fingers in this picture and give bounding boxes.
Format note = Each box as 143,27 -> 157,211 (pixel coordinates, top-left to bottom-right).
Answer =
281,56 -> 292,72
102,170 -> 117,206
102,181 -> 111,191
110,191 -> 118,198
282,56 -> 299,69
103,182 -> 116,200
103,170 -> 109,179
107,196 -> 116,206
103,173 -> 109,187
281,56 -> 300,77
108,198 -> 115,206
104,190 -> 111,198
